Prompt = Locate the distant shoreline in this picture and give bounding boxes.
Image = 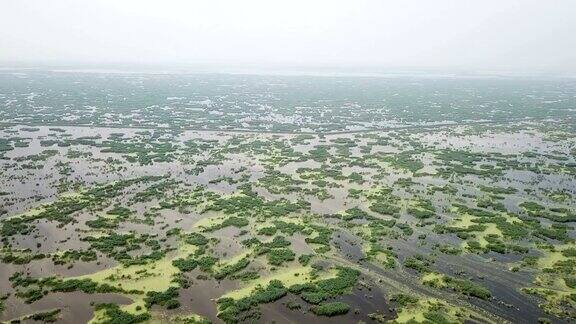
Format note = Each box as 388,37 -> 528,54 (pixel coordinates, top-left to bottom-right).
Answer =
0,117 -> 569,136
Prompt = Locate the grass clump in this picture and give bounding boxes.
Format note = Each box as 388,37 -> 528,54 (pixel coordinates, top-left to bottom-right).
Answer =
93,303 -> 151,324
311,301 -> 350,316
289,267 -> 360,305
266,248 -> 295,266
215,257 -> 250,280
144,287 -> 181,309
217,280 -> 287,323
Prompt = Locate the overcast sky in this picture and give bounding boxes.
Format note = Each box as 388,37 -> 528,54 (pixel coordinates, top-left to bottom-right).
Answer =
1,0 -> 575,72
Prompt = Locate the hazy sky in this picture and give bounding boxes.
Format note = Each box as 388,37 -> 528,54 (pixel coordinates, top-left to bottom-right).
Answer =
1,0 -> 575,72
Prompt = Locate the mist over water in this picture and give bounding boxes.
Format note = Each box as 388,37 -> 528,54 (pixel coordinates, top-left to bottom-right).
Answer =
1,0 -> 576,75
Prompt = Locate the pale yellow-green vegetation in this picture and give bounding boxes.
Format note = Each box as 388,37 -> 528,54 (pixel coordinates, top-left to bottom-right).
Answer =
421,272 -> 447,287
450,205 -> 524,244
547,191 -> 571,203
193,214 -> 227,229
276,215 -> 309,226
537,243 -> 575,269
79,229 -> 109,238
80,243 -> 197,323
89,300 -> 147,324
451,213 -> 502,249
171,314 -> 211,323
5,204 -> 45,220
419,271 -> 492,300
80,243 -> 196,291
221,266 -> 337,300
253,215 -> 309,233
522,282 -> 575,318
353,225 -> 371,239
392,298 -> 487,324
362,243 -> 396,268
214,250 -> 252,272
84,263 -> 170,302
308,242 -> 331,254
521,243 -> 576,318
59,191 -> 85,199
371,251 -> 396,267
254,147 -> 294,167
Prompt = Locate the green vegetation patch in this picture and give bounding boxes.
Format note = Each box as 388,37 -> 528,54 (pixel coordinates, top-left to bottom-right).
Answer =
310,301 -> 351,316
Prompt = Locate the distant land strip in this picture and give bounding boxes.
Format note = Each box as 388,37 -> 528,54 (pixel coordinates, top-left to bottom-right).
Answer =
0,116 -> 572,136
